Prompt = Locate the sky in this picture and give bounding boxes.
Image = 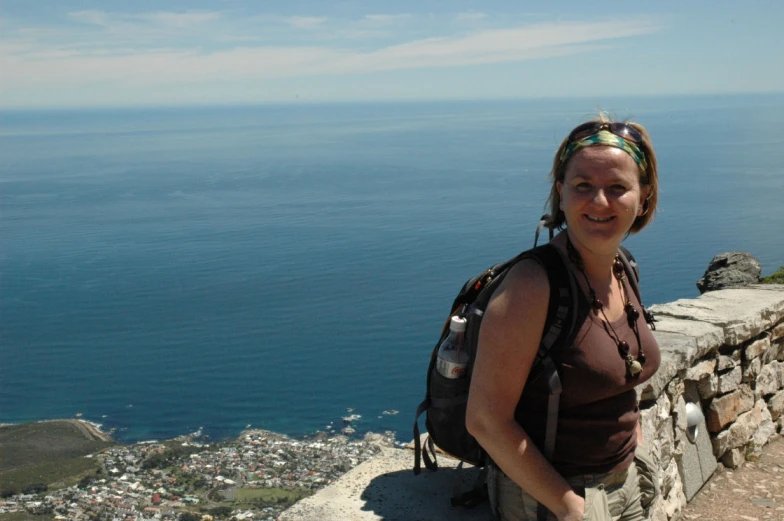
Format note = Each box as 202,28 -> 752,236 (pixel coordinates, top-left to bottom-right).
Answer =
1,0 -> 782,108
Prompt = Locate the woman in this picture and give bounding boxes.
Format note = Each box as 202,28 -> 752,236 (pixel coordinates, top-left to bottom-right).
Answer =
466,116 -> 661,521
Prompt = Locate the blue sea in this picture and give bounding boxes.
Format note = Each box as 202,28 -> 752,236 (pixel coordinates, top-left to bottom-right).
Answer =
2,95 -> 783,443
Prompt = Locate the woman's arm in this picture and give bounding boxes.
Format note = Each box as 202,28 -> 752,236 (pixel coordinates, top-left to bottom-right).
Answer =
465,258 -> 584,521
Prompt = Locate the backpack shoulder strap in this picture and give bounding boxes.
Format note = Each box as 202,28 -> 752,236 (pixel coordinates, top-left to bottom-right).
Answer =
527,244 -> 579,373
617,245 -> 656,329
533,215 -> 554,247
617,245 -> 641,303
524,244 -> 577,521
525,244 -> 577,460
618,245 -> 640,286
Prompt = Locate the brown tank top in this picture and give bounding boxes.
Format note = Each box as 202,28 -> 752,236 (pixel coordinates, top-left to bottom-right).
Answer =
514,275 -> 660,477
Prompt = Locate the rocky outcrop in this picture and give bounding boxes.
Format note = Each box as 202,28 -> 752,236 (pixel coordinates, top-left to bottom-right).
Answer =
697,252 -> 762,294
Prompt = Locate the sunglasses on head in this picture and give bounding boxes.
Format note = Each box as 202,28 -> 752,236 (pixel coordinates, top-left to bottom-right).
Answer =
566,121 -> 644,145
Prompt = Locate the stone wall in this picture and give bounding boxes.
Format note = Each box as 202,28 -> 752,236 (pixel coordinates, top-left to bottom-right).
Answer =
636,285 -> 784,521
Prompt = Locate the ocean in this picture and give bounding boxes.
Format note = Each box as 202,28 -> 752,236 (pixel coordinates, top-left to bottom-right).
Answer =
1,94 -> 783,443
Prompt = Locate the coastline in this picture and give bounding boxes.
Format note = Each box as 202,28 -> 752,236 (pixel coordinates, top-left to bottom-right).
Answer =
0,418 -> 114,443
64,418 -> 113,442
0,417 -> 400,520
0,414 -> 399,447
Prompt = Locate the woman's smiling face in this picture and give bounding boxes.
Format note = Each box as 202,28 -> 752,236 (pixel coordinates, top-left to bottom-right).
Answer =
557,146 -> 648,254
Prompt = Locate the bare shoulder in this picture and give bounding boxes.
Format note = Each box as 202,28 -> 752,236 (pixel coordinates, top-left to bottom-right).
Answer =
486,256 -> 551,319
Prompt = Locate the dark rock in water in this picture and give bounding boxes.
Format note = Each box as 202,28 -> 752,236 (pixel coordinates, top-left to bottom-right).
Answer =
696,252 -> 761,294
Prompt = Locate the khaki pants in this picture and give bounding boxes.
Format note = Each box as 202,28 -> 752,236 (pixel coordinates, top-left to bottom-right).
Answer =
488,461 -> 648,521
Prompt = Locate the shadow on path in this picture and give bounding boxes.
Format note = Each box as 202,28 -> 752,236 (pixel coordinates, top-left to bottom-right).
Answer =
358,466 -> 491,521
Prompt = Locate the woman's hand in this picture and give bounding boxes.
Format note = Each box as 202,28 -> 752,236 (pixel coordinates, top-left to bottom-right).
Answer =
557,492 -> 585,521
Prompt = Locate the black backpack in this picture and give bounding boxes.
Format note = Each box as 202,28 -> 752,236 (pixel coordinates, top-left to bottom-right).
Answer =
412,217 -> 654,509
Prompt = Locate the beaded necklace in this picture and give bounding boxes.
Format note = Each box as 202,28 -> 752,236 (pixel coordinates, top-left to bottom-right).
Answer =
566,237 -> 646,378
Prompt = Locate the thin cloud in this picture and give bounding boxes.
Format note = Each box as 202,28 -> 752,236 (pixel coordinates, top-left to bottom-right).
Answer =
216,34 -> 261,43
366,21 -> 656,67
455,12 -> 487,21
285,17 -> 328,29
21,10 -> 230,53
138,11 -> 223,27
328,21 -> 653,72
0,18 -> 662,89
363,14 -> 413,24
68,9 -> 223,28
68,10 -> 110,26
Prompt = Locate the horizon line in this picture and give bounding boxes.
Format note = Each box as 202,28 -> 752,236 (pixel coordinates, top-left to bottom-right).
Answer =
1,90 -> 783,112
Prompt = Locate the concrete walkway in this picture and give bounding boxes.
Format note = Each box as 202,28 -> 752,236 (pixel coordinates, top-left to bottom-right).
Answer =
279,436 -> 784,521
279,445 -> 490,521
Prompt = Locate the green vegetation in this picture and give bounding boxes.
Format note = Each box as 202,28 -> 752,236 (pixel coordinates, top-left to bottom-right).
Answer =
0,513 -> 54,521
208,488 -> 227,502
0,421 -> 114,493
169,468 -> 208,492
1,458 -> 99,497
21,484 -> 47,495
141,441 -> 208,469
760,265 -> 784,284
206,506 -> 232,518
233,487 -> 312,508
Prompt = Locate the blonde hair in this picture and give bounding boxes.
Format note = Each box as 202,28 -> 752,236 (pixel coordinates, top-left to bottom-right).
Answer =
545,114 -> 658,234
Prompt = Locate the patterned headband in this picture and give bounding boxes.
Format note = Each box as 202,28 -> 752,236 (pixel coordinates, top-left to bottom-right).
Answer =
559,130 -> 648,172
